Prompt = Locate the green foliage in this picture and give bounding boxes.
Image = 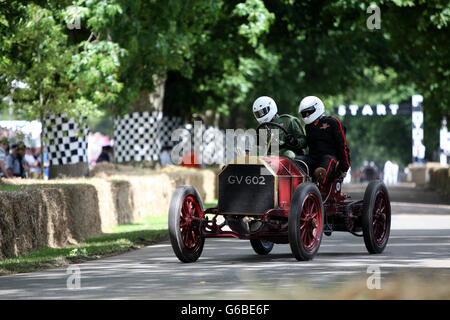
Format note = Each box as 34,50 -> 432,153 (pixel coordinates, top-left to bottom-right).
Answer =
233,0 -> 275,47
66,0 -> 224,115
1,3 -> 72,118
342,114 -> 413,170
164,0 -> 276,120
0,1 -> 123,122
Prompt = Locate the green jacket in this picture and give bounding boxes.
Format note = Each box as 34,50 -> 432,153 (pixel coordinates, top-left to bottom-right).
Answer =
270,114 -> 307,159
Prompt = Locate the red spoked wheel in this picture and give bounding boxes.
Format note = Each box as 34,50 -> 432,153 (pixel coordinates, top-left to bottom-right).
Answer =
169,186 -> 205,262
362,180 -> 391,254
300,193 -> 323,252
179,195 -> 203,252
289,182 -> 324,261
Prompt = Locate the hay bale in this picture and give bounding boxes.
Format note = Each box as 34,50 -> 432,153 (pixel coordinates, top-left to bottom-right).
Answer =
86,179 -> 117,231
60,185 -> 102,241
126,174 -> 174,219
0,191 -> 37,258
0,167 -> 219,259
0,184 -> 102,259
49,162 -> 89,179
428,167 -> 450,196
90,162 -> 116,177
111,181 -> 135,224
34,188 -> 71,248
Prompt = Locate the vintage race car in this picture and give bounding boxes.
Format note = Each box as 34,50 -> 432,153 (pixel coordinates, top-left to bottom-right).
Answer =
168,122 -> 391,262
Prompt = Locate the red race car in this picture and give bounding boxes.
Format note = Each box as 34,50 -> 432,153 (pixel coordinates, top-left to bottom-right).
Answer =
168,123 -> 391,262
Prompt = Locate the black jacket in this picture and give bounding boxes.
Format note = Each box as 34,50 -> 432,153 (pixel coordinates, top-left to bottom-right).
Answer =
305,116 -> 351,172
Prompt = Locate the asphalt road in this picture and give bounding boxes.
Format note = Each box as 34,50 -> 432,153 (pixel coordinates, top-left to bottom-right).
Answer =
0,183 -> 449,299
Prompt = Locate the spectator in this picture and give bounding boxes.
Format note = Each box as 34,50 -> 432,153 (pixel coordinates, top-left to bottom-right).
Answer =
24,147 -> 40,178
6,141 -> 27,178
96,145 -> 114,163
0,137 -> 9,178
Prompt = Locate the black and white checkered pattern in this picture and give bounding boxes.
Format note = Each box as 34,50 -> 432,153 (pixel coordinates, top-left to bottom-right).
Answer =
43,114 -> 89,166
114,112 -> 227,164
159,116 -> 182,148
114,112 -> 164,162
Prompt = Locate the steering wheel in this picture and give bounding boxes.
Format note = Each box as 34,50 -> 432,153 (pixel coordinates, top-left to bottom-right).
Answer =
255,122 -> 290,155
256,121 -> 289,136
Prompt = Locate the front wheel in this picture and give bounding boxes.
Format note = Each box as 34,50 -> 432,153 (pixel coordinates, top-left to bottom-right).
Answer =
362,180 -> 391,254
169,185 -> 205,262
288,182 -> 324,261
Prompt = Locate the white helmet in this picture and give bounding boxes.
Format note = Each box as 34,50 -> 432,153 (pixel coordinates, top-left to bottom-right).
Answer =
252,96 -> 278,124
298,96 -> 325,124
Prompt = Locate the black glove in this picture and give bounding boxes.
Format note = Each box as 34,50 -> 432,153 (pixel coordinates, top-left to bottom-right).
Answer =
285,134 -> 298,147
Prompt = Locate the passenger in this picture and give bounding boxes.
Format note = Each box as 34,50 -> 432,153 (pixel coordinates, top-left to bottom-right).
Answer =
252,96 -> 307,159
297,96 -> 351,184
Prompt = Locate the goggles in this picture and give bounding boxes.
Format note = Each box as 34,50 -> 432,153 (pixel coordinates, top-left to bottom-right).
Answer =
254,106 -> 271,118
301,106 -> 316,118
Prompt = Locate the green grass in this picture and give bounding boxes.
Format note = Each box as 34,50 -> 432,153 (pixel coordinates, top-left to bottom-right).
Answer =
0,184 -> 28,192
107,214 -> 169,233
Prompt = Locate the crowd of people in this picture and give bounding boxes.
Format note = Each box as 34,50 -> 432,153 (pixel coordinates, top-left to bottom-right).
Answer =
0,138 -> 49,179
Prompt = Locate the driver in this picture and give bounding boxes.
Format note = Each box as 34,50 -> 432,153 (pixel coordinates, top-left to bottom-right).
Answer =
253,96 -> 307,159
297,96 -> 350,184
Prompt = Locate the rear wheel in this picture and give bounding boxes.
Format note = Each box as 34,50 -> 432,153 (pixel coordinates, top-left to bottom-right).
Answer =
362,180 -> 391,254
288,182 -> 324,261
250,239 -> 274,255
169,185 -> 205,262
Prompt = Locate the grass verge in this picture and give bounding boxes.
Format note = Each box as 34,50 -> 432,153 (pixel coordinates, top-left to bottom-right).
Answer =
0,184 -> 28,192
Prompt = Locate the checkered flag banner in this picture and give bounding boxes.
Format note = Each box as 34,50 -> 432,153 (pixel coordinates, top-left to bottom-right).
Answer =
43,114 -> 89,166
114,112 -> 184,163
114,112 -> 226,164
159,116 -> 183,149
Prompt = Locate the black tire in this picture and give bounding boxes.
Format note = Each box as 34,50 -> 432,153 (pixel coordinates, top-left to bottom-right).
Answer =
288,182 -> 324,261
362,180 -> 391,254
169,185 -> 205,262
250,239 -> 274,255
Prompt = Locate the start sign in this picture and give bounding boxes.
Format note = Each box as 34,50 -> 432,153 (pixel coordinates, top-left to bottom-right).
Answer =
335,95 -> 426,163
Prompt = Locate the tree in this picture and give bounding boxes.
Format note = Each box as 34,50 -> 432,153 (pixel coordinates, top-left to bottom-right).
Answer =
164,0 -> 276,125
0,2 -> 123,176
65,0 -> 225,115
